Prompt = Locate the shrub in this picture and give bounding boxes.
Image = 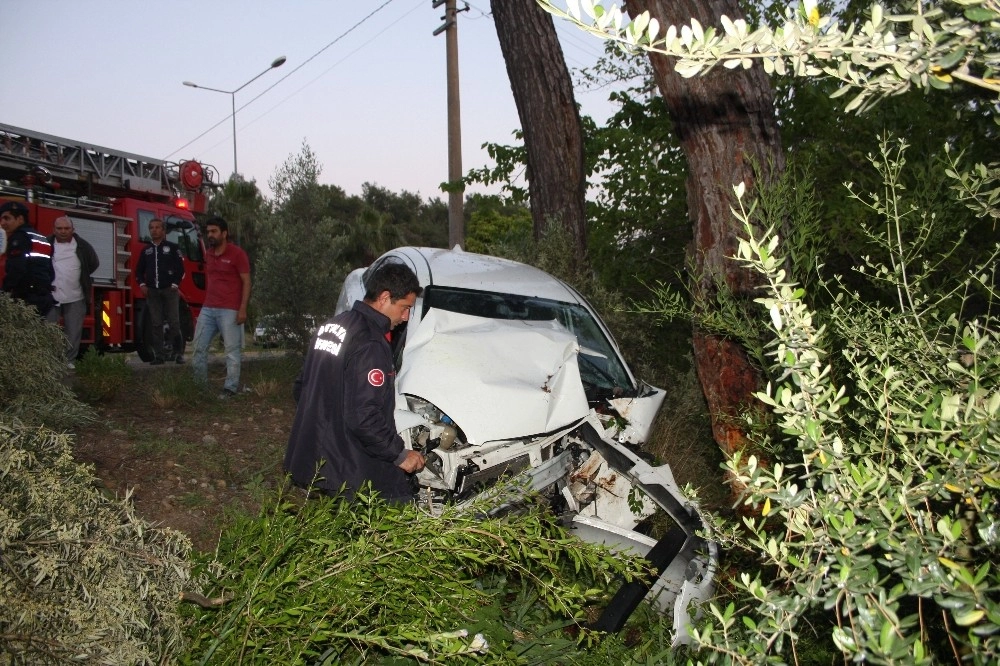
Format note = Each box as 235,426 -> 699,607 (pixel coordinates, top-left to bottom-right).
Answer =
0,293 -> 92,429
686,160 -> 1000,664
0,419 -> 199,664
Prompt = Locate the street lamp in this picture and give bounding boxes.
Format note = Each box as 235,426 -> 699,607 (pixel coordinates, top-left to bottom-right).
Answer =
183,55 -> 287,178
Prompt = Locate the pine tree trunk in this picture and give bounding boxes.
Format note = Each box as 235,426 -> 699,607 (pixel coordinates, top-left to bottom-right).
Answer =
626,0 -> 785,457
491,0 -> 588,262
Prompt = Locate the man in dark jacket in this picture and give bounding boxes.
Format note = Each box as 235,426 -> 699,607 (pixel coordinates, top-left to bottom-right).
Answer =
46,215 -> 100,367
284,262 -> 425,502
135,218 -> 185,364
0,200 -> 54,316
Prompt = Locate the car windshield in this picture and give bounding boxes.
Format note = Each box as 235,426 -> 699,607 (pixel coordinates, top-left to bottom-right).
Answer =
423,285 -> 634,396
163,215 -> 203,262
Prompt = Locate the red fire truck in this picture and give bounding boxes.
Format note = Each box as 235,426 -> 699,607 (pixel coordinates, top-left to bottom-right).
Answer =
0,123 -> 219,361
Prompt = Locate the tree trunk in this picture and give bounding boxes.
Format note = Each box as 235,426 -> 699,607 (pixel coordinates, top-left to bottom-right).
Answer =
626,0 -> 785,458
491,0 -> 588,262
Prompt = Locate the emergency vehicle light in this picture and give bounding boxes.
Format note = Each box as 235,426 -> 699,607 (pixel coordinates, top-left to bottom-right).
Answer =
174,198 -> 189,210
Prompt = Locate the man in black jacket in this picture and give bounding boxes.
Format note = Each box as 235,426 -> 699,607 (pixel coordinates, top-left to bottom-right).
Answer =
135,218 -> 185,364
46,215 -> 100,367
0,200 -> 54,316
284,262 -> 425,502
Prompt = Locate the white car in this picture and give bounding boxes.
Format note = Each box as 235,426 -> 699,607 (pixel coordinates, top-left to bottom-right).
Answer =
336,246 -> 715,642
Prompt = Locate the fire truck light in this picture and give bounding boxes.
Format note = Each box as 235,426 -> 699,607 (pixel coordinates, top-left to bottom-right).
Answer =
174,198 -> 189,209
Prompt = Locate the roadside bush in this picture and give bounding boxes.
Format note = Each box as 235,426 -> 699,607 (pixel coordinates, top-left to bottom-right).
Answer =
0,419 -> 199,664
686,145 -> 1000,663
74,347 -> 132,402
0,292 -> 92,429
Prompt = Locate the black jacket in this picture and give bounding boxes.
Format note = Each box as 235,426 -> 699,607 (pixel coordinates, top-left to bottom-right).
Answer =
3,223 -> 54,312
135,240 -> 184,289
284,301 -> 413,501
47,232 -> 100,307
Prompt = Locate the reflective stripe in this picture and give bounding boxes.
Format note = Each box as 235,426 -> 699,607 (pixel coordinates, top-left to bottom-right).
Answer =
26,231 -> 52,258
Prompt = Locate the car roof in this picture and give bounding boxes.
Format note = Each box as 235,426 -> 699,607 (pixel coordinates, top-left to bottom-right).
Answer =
388,247 -> 583,303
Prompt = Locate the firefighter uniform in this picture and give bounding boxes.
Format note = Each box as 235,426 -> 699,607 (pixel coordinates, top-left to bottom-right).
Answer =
2,216 -> 55,316
284,301 -> 414,502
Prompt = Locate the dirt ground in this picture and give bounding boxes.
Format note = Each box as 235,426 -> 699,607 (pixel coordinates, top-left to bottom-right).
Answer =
72,353 -> 301,553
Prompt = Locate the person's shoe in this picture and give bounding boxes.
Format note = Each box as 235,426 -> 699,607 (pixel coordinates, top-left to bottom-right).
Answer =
218,388 -> 237,399
67,362 -> 75,370
174,354 -> 185,364
151,358 -> 165,366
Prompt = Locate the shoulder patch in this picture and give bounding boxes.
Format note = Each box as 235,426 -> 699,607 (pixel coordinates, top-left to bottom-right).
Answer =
367,369 -> 385,387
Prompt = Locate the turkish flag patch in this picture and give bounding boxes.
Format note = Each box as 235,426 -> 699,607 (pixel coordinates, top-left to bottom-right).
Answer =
368,369 -> 385,387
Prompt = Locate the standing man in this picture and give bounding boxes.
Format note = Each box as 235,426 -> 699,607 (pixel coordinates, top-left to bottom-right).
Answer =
135,218 -> 185,365
192,216 -> 250,397
0,201 -> 54,316
284,262 -> 426,503
47,216 -> 100,368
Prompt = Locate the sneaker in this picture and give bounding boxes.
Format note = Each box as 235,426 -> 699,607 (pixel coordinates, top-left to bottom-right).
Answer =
151,358 -> 165,366
218,389 -> 237,399
174,354 -> 185,365
67,362 -> 75,370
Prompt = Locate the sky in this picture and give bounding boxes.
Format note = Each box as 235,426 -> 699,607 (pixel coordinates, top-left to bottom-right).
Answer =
2,0 -> 618,202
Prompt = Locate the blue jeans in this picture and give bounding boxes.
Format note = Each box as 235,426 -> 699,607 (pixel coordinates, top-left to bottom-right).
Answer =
192,307 -> 243,393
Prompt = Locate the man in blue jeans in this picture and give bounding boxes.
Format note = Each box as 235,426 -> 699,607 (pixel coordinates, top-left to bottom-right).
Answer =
192,217 -> 250,398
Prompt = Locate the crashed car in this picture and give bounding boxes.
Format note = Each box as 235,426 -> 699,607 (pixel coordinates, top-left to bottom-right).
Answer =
336,246 -> 716,641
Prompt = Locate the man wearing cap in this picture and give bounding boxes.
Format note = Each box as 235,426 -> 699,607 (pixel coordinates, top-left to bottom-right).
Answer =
46,215 -> 100,368
0,201 -> 55,316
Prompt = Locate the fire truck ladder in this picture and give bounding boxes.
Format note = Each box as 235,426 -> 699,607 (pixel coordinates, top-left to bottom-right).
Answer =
0,123 -> 200,198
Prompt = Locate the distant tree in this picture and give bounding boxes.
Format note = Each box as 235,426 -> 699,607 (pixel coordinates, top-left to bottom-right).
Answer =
255,145 -> 351,351
342,205 -> 406,266
491,0 -> 589,262
205,177 -> 268,265
360,183 -> 447,249
463,193 -> 532,254
268,139 -> 322,208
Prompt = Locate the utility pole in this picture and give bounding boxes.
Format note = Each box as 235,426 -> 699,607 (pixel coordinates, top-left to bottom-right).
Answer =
433,0 -> 466,248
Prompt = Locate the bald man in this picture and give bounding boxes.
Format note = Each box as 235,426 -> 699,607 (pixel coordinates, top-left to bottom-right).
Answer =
46,216 -> 100,368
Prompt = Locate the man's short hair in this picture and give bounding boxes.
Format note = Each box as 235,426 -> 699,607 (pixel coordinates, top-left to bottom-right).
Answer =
205,216 -> 228,233
364,262 -> 422,301
0,200 -> 29,221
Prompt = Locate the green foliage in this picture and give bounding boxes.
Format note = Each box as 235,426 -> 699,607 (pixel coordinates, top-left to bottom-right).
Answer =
253,145 -> 450,351
544,0 -> 1000,109
683,153 -> 1000,663
206,176 -> 270,266
181,487 -> 649,664
0,292 -> 93,429
0,419 -> 198,664
463,193 -> 533,254
74,347 -> 132,403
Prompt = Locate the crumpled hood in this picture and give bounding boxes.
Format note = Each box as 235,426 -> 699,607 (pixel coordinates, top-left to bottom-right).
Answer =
397,308 -> 590,445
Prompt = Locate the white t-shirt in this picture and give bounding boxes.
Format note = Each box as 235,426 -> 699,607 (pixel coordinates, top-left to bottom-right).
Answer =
52,238 -> 84,304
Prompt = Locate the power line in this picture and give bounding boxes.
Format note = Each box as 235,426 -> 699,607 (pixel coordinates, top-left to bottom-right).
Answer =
235,1 -> 425,143
166,0 -> 403,160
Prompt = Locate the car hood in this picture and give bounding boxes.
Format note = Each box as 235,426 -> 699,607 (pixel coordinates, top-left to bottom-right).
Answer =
397,308 -> 591,445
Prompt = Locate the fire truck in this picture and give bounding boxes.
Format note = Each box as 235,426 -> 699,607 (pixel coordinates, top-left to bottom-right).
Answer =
0,123 -> 219,361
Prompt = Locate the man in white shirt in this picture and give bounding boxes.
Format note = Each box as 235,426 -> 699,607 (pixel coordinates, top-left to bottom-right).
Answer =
46,216 -> 100,368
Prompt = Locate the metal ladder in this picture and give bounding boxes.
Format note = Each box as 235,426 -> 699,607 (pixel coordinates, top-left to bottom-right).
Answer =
0,123 -> 202,197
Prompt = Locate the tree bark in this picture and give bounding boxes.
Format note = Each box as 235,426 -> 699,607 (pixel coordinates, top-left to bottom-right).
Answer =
491,0 -> 588,262
626,0 -> 785,457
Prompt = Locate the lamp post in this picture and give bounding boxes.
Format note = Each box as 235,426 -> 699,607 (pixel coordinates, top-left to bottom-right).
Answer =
183,55 -> 287,178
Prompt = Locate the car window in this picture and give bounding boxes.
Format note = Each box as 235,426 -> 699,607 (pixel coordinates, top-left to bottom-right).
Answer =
423,285 -> 634,393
